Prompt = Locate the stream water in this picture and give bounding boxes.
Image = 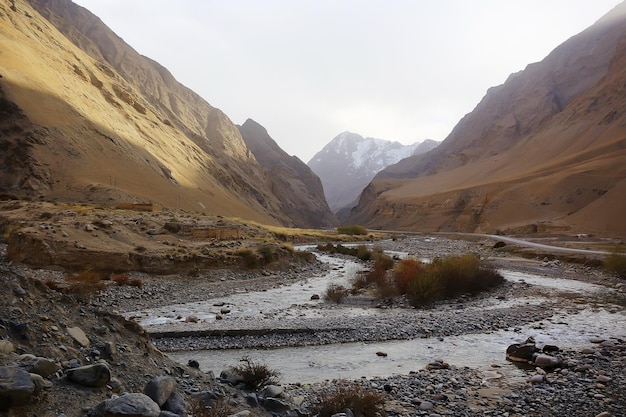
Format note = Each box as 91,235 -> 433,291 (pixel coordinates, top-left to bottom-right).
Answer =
128,248 -> 626,384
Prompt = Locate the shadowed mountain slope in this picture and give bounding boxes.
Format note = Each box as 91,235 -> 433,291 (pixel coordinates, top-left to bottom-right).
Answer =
238,119 -> 338,228
0,0 -> 327,227
348,2 -> 626,237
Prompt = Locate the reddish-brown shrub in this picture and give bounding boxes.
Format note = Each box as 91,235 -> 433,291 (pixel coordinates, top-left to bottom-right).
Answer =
394,258 -> 421,294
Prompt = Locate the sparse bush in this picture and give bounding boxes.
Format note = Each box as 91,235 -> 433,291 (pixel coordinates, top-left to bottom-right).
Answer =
39,212 -> 53,220
310,382 -> 387,417
394,254 -> 504,307
324,283 -> 348,303
236,248 -> 259,269
257,245 -> 275,264
316,243 -> 374,260
356,245 -> 371,261
604,252 -> 626,279
350,271 -> 370,292
65,269 -> 106,299
232,356 -> 280,390
336,225 -> 368,235
189,394 -> 232,417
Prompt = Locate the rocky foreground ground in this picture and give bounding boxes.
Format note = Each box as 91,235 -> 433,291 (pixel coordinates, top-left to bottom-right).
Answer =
1,234 -> 625,417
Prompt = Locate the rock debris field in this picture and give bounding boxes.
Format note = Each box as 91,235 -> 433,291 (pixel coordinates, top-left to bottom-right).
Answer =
2,235 -> 625,417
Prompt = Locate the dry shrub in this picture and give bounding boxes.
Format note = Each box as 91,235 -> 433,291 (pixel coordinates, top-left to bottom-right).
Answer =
394,258 -> 421,294
336,225 -> 368,236
44,279 -> 62,292
65,269 -> 106,299
604,252 -> 626,279
111,274 -> 129,285
393,254 -> 504,307
112,274 -> 143,288
129,278 -> 143,287
232,356 -> 280,390
189,394 -> 232,417
311,382 -> 386,417
324,283 -> 348,304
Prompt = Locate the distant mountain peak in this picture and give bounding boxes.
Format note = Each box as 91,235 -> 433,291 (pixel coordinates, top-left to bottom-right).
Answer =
308,133 -> 439,213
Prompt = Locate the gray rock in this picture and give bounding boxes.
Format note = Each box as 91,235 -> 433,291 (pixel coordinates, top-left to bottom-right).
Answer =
67,326 -> 90,348
219,367 -> 244,385
0,366 -> 34,410
0,341 -> 15,355
97,393 -> 160,417
21,356 -> 60,378
29,373 -> 52,392
528,374 -> 544,384
419,401 -> 434,410
144,376 -> 176,407
66,363 -> 111,387
230,411 -> 252,417
163,390 -> 186,416
263,384 -> 283,398
245,392 -> 258,407
158,411 -> 179,417
533,354 -> 562,368
262,397 -> 291,413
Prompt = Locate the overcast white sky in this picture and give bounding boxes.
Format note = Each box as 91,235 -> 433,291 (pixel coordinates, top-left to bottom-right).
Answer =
73,0 -> 622,162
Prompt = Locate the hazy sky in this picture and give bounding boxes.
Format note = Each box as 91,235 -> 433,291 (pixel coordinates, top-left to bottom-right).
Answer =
73,0 -> 622,162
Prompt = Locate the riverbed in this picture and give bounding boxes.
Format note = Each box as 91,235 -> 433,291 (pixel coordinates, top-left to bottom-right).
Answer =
126,241 -> 626,384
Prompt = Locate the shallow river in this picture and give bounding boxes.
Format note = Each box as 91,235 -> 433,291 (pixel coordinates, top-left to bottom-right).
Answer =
130,248 -> 626,384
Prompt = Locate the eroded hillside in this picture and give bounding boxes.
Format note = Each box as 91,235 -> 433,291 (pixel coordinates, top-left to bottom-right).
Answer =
0,0 -> 330,228
349,2 -> 626,237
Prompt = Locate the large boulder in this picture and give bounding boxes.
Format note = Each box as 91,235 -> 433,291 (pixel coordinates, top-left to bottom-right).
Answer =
143,375 -> 176,407
66,363 -> 111,387
0,366 -> 35,411
88,393 -> 160,417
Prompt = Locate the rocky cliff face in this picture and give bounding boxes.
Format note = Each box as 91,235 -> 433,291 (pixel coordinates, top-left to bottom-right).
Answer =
238,119 -> 338,228
0,0 -> 325,227
349,2 -> 626,236
308,132 -> 438,213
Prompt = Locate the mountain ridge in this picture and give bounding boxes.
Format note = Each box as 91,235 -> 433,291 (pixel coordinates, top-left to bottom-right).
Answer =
348,1 -> 626,236
238,119 -> 338,228
0,0 -> 331,228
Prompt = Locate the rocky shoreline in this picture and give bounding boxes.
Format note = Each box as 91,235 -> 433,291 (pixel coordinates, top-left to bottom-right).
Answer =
2,235 -> 625,416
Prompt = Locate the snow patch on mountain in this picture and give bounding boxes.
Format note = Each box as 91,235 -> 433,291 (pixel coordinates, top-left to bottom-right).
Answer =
308,132 -> 439,213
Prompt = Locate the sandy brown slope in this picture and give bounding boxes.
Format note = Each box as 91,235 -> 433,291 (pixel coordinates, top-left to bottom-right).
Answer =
0,0 -> 296,226
349,2 -> 626,237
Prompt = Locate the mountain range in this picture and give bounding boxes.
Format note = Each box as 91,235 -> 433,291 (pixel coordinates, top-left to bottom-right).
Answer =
1,0 -> 625,237
0,0 -> 334,228
308,132 -> 438,214
348,1 -> 626,236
